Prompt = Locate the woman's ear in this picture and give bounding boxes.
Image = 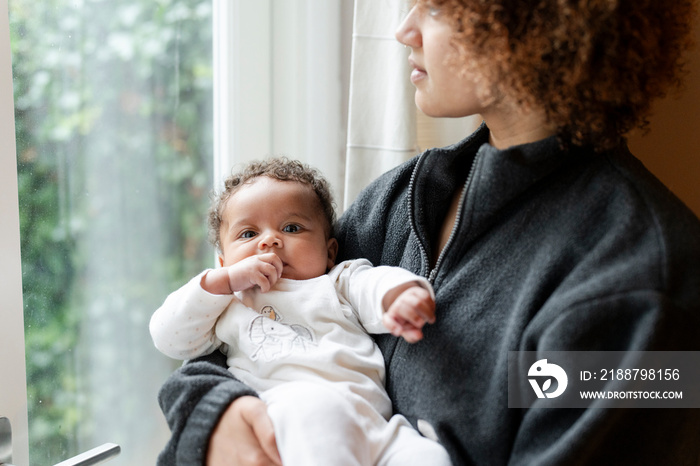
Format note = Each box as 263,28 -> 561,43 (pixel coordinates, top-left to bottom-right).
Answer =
327,238 -> 339,269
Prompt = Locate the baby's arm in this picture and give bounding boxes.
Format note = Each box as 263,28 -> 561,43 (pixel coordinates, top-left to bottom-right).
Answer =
202,253 -> 283,294
382,282 -> 436,343
150,272 -> 234,360
334,260 -> 436,343
150,253 -> 284,360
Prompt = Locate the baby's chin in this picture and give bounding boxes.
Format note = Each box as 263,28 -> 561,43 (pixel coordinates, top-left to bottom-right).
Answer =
280,271 -> 307,281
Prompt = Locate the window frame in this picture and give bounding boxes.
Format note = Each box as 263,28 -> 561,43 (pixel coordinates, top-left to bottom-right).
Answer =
213,0 -> 351,205
1,2 -> 350,463
0,0 -> 30,462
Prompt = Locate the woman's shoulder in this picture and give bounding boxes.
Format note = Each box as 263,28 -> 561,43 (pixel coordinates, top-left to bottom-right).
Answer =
601,145 -> 700,240
359,155 -> 420,197
568,144 -> 700,306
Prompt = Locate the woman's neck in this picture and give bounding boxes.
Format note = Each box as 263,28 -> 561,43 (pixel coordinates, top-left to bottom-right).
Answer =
482,104 -> 555,149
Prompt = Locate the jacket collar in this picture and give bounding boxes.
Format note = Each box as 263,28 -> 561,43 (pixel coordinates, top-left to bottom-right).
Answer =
409,123 -> 585,271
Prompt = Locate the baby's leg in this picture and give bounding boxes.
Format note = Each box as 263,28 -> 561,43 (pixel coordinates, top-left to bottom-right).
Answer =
375,415 -> 452,466
261,381 -> 372,466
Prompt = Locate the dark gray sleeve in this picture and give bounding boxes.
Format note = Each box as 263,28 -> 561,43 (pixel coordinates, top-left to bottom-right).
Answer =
156,351 -> 258,465
510,293 -> 700,465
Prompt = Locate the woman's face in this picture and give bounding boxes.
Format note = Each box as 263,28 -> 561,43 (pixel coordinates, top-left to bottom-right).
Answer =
395,3 -> 491,118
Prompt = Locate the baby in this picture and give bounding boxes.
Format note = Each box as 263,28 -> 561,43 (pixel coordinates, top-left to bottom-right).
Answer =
150,158 -> 451,465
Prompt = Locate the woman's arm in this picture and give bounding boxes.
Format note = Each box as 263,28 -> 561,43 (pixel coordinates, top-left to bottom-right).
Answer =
508,294 -> 700,465
156,350 -> 280,465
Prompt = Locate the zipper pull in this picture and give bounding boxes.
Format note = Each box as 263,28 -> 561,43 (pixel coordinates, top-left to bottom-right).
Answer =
428,268 -> 438,284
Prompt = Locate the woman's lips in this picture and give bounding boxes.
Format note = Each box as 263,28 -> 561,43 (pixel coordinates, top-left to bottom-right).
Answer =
408,58 -> 427,83
410,67 -> 427,83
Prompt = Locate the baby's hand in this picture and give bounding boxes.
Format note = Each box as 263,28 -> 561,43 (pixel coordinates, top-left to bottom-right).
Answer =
382,284 -> 436,343
227,253 -> 284,293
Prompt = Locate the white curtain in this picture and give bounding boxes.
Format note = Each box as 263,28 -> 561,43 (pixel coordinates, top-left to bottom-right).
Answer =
343,0 -> 417,208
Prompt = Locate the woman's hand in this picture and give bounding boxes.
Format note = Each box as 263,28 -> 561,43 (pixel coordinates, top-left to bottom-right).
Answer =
207,396 -> 282,466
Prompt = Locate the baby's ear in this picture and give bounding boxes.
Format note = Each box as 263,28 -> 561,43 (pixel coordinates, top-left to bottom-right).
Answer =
327,238 -> 339,269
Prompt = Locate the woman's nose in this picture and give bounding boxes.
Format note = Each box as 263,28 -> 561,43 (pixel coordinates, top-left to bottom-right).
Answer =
395,5 -> 421,48
258,232 -> 282,250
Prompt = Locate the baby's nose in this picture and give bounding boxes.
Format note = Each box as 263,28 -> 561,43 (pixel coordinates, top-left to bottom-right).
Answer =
258,233 -> 282,249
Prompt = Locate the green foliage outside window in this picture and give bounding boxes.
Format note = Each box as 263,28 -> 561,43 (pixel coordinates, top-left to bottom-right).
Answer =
11,0 -> 213,462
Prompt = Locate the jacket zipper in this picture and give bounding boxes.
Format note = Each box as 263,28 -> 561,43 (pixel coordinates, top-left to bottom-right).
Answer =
428,176 -> 470,284
407,153 -> 430,279
408,152 -> 480,285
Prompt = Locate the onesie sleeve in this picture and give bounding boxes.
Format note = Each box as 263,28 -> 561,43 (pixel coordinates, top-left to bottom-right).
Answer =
331,259 -> 434,334
150,270 -> 235,360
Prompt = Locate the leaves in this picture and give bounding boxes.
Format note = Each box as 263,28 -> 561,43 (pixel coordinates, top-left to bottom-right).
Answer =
11,0 -> 213,462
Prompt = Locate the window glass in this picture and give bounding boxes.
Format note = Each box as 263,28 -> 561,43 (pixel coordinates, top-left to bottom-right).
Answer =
10,0 -> 213,463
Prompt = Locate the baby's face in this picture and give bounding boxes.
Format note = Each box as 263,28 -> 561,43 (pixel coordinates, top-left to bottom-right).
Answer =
218,177 -> 337,280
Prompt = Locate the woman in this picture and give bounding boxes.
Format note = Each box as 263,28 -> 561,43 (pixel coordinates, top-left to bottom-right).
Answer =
157,1 -> 700,464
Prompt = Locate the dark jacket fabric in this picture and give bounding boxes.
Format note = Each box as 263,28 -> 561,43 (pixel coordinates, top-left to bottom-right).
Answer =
157,124 -> 700,465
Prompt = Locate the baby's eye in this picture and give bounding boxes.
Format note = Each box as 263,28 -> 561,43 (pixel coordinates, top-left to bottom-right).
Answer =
240,230 -> 257,239
283,224 -> 301,233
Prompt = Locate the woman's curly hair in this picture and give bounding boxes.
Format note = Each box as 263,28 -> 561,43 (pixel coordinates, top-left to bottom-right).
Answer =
425,0 -> 697,150
208,157 -> 337,252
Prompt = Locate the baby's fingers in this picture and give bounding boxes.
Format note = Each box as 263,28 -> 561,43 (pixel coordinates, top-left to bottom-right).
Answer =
393,288 -> 436,326
382,312 -> 424,343
257,252 -> 284,279
252,266 -> 280,292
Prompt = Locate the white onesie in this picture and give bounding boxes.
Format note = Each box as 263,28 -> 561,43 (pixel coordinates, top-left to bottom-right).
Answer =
150,259 -> 452,466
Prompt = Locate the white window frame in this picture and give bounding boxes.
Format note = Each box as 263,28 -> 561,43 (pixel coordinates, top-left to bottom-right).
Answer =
0,0 -> 29,463
1,2 -> 350,463
213,0 -> 351,206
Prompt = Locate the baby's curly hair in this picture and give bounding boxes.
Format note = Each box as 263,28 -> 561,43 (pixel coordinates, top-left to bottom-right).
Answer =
425,0 -> 697,150
208,157 -> 337,252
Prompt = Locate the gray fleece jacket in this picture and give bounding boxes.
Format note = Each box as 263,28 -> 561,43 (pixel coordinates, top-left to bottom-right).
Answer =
157,124 -> 700,465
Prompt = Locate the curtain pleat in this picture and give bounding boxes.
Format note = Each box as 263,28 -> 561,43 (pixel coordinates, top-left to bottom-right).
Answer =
344,0 -> 416,209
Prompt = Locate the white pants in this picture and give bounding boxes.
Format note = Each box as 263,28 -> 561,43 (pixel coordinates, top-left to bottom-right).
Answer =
261,381 -> 452,466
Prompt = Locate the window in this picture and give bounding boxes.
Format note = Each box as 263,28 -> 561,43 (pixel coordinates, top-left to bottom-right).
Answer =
10,0 -> 213,463
4,1 -> 354,463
